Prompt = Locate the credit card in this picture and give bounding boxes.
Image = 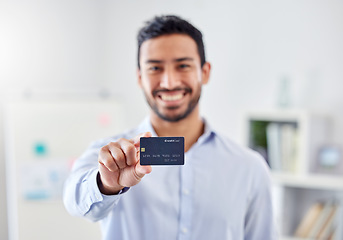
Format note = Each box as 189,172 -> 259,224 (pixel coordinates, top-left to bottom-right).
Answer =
140,137 -> 184,165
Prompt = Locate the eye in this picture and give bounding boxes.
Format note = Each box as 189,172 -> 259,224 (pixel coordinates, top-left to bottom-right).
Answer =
148,66 -> 161,71
178,64 -> 190,70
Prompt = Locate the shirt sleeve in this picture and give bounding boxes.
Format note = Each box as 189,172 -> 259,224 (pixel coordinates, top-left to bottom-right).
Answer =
244,153 -> 279,240
63,141 -> 125,222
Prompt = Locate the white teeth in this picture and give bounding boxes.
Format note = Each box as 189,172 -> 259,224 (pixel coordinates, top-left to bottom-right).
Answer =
161,93 -> 183,101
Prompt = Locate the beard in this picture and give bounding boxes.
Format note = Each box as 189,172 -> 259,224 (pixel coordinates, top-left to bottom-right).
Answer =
143,86 -> 201,122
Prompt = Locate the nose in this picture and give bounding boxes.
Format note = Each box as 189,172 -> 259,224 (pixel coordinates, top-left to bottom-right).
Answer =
160,67 -> 180,89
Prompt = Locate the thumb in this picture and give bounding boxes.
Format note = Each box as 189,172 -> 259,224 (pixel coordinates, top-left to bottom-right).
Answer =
134,161 -> 152,179
131,131 -> 152,148
131,132 -> 153,179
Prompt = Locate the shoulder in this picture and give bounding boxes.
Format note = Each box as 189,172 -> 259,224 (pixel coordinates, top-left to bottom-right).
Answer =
215,132 -> 264,163
214,132 -> 272,192
209,131 -> 271,177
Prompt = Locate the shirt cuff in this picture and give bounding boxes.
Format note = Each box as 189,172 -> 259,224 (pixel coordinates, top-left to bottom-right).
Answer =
79,169 -> 128,219
117,187 -> 130,194
90,170 -> 130,199
86,169 -> 123,204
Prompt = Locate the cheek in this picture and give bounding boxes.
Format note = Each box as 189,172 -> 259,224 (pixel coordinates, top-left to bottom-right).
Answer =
182,70 -> 202,84
140,78 -> 156,95
188,74 -> 203,89
141,75 -> 160,91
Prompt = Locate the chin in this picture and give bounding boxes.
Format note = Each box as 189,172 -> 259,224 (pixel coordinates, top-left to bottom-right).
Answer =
156,108 -> 194,122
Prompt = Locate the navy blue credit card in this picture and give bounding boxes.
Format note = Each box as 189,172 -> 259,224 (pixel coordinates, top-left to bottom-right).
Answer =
140,137 -> 184,165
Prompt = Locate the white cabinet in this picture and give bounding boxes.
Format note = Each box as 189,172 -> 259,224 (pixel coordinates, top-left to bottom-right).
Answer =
243,110 -> 343,240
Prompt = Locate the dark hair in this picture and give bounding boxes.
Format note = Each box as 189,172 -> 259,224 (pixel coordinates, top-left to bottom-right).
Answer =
137,15 -> 206,69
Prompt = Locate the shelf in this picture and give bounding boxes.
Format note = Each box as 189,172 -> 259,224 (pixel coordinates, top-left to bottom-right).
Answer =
244,110 -> 342,240
243,109 -> 331,175
271,172 -> 343,191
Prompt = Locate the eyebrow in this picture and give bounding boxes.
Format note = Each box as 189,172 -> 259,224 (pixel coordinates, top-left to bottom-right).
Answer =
145,57 -> 194,64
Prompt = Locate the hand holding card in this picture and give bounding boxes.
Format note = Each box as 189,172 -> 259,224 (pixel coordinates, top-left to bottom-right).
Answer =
97,132 -> 152,195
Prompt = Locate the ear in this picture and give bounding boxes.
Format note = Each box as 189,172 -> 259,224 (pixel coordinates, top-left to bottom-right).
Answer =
137,68 -> 143,88
201,62 -> 211,85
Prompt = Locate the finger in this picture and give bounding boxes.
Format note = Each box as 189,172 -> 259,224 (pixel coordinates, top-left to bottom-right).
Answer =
98,146 -> 119,172
117,138 -> 137,166
107,142 -> 127,169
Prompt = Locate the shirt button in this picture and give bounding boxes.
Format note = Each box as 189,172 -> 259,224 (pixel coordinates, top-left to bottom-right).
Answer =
182,227 -> 188,234
183,189 -> 190,195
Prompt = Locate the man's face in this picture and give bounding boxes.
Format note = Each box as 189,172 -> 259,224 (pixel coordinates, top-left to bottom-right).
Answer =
138,34 -> 210,122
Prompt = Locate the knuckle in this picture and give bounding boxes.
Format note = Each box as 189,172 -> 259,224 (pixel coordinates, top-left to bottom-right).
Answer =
117,138 -> 126,144
108,141 -> 119,148
100,145 -> 108,152
102,157 -> 113,167
115,156 -> 124,164
124,144 -> 136,155
114,152 -> 126,165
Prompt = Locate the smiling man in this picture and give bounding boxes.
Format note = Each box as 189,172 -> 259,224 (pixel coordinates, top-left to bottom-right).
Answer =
139,34 -> 208,122
138,33 -> 210,152
64,15 -> 277,240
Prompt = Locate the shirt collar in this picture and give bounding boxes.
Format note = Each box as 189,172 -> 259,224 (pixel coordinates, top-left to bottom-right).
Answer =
198,118 -> 215,145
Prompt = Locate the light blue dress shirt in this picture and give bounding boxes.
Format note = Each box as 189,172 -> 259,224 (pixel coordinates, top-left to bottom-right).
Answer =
63,118 -> 277,240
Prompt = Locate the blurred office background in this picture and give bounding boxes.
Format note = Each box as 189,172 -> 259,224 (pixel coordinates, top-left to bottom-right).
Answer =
1,0 -> 343,239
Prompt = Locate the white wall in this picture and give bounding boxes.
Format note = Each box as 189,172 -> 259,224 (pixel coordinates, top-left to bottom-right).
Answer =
1,0 -> 343,239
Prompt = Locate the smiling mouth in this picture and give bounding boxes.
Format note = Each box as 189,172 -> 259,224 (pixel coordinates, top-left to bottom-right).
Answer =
153,88 -> 192,102
160,93 -> 184,101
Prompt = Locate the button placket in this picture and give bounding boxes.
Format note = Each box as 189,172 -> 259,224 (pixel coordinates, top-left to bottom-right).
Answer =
178,154 -> 193,240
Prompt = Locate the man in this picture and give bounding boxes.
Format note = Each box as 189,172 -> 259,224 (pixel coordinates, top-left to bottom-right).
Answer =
63,15 -> 277,240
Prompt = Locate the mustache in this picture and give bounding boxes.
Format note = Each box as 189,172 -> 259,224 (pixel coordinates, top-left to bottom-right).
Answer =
152,87 -> 192,97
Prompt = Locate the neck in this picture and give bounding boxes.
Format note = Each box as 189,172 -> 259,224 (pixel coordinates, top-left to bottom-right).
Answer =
150,106 -> 204,152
